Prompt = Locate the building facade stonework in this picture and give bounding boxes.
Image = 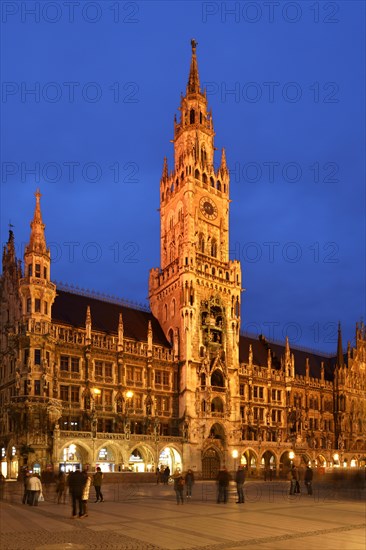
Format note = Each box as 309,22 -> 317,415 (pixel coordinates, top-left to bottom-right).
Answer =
1,42 -> 365,479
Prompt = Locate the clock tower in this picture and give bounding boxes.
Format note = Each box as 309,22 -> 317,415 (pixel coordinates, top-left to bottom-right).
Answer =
149,40 -> 242,469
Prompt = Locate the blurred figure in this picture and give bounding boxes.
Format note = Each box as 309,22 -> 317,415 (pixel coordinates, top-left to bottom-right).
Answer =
28,473 -> 43,506
56,471 -> 67,504
155,466 -> 161,484
81,469 -> 92,517
68,469 -> 86,518
0,472 -> 5,500
216,467 -> 230,503
163,466 -> 170,485
184,469 -> 195,499
235,465 -> 245,504
21,470 -> 30,504
304,465 -> 313,495
93,467 -> 104,502
173,470 -> 184,504
289,464 -> 300,495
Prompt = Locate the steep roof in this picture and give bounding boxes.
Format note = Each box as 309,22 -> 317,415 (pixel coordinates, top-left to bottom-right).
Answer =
52,289 -> 171,347
239,334 -> 344,382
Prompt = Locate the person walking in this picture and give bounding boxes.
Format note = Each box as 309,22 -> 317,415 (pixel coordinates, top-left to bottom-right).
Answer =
28,473 -> 43,506
304,465 -> 313,495
289,464 -> 300,495
93,467 -> 104,502
21,470 -> 31,504
81,469 -> 92,517
0,472 -> 5,500
173,471 -> 184,504
68,469 -> 86,518
235,465 -> 245,504
156,466 -> 161,484
163,466 -> 170,485
184,469 -> 195,499
216,467 -> 230,503
56,471 -> 67,504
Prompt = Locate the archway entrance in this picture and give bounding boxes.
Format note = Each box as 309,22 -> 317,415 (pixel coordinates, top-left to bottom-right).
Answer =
261,450 -> 276,479
158,447 -> 182,474
96,446 -> 115,472
241,449 -> 257,476
59,444 -> 83,472
202,448 -> 220,479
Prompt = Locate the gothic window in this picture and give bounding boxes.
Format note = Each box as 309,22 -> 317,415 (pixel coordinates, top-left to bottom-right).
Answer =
200,111 -> 203,123
44,301 -> 48,315
71,386 -> 79,403
198,233 -> 205,253
35,298 -> 41,313
26,298 -> 31,313
44,267 -> 47,279
95,361 -> 103,377
217,181 -> 221,191
34,380 -> 41,396
211,397 -> 224,413
201,147 -> 206,162
211,238 -> 217,258
210,176 -> 215,187
169,243 -> 175,262
195,169 -> 200,180
168,328 -> 174,345
104,363 -> 112,378
211,370 -> 224,388
202,173 -> 207,184
35,263 -> 41,278
60,385 -> 69,401
169,215 -> 174,229
190,109 -> 195,124
34,349 -> 41,365
69,357 -> 79,373
171,299 -> 176,317
201,373 -> 206,387
164,304 -> 168,321
212,267 -> 215,276
28,264 -> 32,277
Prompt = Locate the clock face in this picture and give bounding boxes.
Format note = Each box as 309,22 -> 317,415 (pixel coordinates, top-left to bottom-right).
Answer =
200,197 -> 218,220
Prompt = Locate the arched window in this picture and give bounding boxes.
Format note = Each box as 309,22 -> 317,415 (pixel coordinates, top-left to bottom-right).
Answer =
211,370 -> 225,388
198,233 -> 205,253
211,397 -> 224,413
217,181 -> 221,191
210,176 -> 215,187
190,109 -> 195,124
200,373 -> 206,387
200,112 -> 203,124
211,238 -> 217,258
202,173 -> 207,184
168,328 -> 174,345
171,299 -> 176,317
195,169 -> 200,180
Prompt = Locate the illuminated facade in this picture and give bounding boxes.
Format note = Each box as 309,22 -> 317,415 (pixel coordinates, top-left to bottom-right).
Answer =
0,42 -> 365,479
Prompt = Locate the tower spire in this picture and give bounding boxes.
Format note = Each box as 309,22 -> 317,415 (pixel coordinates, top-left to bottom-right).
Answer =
26,189 -> 47,255
336,322 -> 344,367
187,39 -> 201,95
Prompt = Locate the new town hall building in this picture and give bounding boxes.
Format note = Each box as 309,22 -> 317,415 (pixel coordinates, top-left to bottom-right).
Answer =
1,42 -> 365,479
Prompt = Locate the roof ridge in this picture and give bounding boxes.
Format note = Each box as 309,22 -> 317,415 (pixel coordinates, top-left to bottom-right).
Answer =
239,330 -> 336,358
53,281 -> 151,312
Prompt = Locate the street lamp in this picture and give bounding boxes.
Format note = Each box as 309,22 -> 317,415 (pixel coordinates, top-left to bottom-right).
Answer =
289,450 -> 295,465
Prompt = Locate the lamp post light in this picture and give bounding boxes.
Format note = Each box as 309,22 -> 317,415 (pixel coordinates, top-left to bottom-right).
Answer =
289,450 -> 295,465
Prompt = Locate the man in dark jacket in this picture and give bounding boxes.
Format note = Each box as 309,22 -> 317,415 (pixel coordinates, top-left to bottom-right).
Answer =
68,469 -> 86,518
216,467 -> 231,503
235,465 -> 245,503
304,465 -> 313,495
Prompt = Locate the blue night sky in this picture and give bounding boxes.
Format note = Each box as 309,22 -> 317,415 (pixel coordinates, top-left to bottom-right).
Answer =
1,1 -> 365,353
